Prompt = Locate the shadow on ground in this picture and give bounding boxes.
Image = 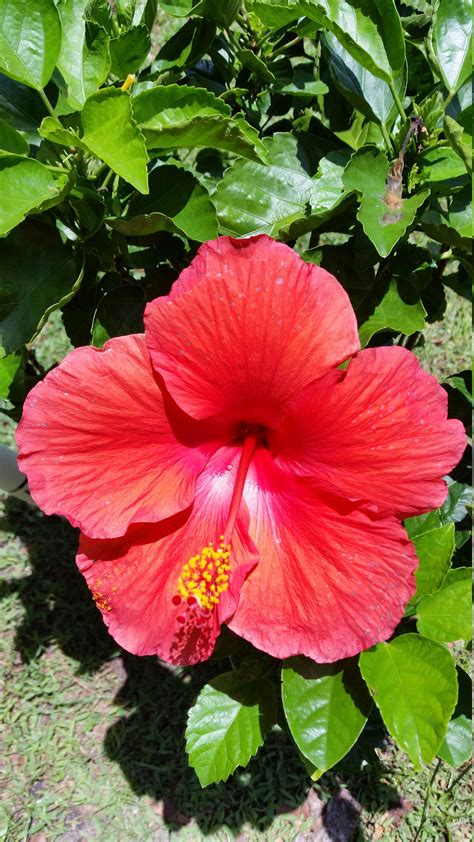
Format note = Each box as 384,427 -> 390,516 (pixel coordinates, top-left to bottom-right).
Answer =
2,498 -> 404,839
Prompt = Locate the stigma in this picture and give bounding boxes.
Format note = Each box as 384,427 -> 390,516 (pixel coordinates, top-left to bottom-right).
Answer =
175,537 -> 231,612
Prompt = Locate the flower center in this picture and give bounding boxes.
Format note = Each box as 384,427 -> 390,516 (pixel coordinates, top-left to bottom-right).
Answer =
172,431 -> 259,615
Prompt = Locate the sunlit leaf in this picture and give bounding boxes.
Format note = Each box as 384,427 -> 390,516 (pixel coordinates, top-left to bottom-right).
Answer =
0,0 -> 61,90
417,567 -> 472,642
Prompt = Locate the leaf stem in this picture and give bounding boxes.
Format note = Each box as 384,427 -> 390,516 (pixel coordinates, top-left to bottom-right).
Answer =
37,87 -> 56,118
388,79 -> 408,122
380,122 -> 395,155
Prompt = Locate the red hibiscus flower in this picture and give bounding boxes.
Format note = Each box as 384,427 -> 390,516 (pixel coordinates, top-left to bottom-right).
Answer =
16,236 -> 466,665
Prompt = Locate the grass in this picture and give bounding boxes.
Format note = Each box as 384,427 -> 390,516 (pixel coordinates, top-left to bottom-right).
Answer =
1,289 -> 471,841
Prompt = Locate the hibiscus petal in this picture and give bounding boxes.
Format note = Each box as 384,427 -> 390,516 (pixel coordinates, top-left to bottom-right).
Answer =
228,450 -> 418,663
16,334 -> 229,539
270,347 -> 466,518
77,447 -> 258,664
145,235 -> 359,427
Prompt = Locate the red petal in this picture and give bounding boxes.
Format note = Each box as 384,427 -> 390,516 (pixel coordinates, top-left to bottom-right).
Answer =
145,235 -> 359,427
270,347 -> 466,518
228,450 -> 418,662
16,334 -> 228,539
77,446 -> 258,664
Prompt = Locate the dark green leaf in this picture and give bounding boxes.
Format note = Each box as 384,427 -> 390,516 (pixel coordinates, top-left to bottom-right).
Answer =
324,33 -> 405,125
302,0 -> 405,84
0,0 -> 61,90
439,479 -> 471,524
422,185 -> 472,249
417,567 -> 472,642
411,523 -> 455,601
359,634 -> 458,768
56,1 -> 111,110
133,85 -> 266,161
445,372 -> 473,408
0,118 -> 28,154
0,155 -> 71,237
108,163 -> 218,241
81,88 -> 149,193
344,148 -> 429,257
94,284 -> 146,337
282,656 -> 372,773
0,74 -> 50,131
185,667 -> 277,786
439,667 -> 472,767
154,18 -> 216,70
0,221 -> 83,352
110,25 -> 151,77
432,0 -> 472,95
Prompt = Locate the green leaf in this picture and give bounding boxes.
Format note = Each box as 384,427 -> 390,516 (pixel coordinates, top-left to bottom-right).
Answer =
282,656 -> 372,773
0,0 -> 61,90
215,133 -> 349,238
154,18 -> 216,70
0,155 -> 71,237
444,115 -> 472,175
81,89 -> 149,193
0,74 -> 50,132
0,220 -> 83,352
302,0 -> 405,84
324,32 -> 406,125
417,567 -> 472,643
245,0 -> 303,28
439,667 -> 472,767
272,67 -> 329,98
419,145 -> 467,184
440,479 -> 471,524
107,163 -> 218,241
110,25 -> 151,77
0,118 -> 28,155
344,148 -> 430,257
404,510 -> 442,540
38,116 -> 84,149
56,0 -> 110,110
0,346 -> 22,399
411,523 -> 455,601
133,85 -> 266,162
432,0 -> 472,95
359,634 -> 458,768
445,373 -> 473,408
358,279 -> 426,346
185,667 -> 277,787
237,49 -> 276,83
422,184 -> 472,249
160,0 -> 240,25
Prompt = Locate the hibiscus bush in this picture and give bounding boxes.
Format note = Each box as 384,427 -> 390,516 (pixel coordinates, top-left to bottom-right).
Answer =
0,0 -> 472,789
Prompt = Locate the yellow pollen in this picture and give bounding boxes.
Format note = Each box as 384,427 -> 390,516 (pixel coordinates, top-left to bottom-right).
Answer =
177,539 -> 231,611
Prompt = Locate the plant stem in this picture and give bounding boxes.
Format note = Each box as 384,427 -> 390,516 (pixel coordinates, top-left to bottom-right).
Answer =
414,759 -> 442,841
443,88 -> 456,110
380,122 -> 395,155
38,87 -> 56,118
272,36 -> 302,58
388,79 -> 408,122
100,169 -> 114,191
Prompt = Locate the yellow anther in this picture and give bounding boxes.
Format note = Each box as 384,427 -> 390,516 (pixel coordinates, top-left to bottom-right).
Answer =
176,538 -> 231,611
